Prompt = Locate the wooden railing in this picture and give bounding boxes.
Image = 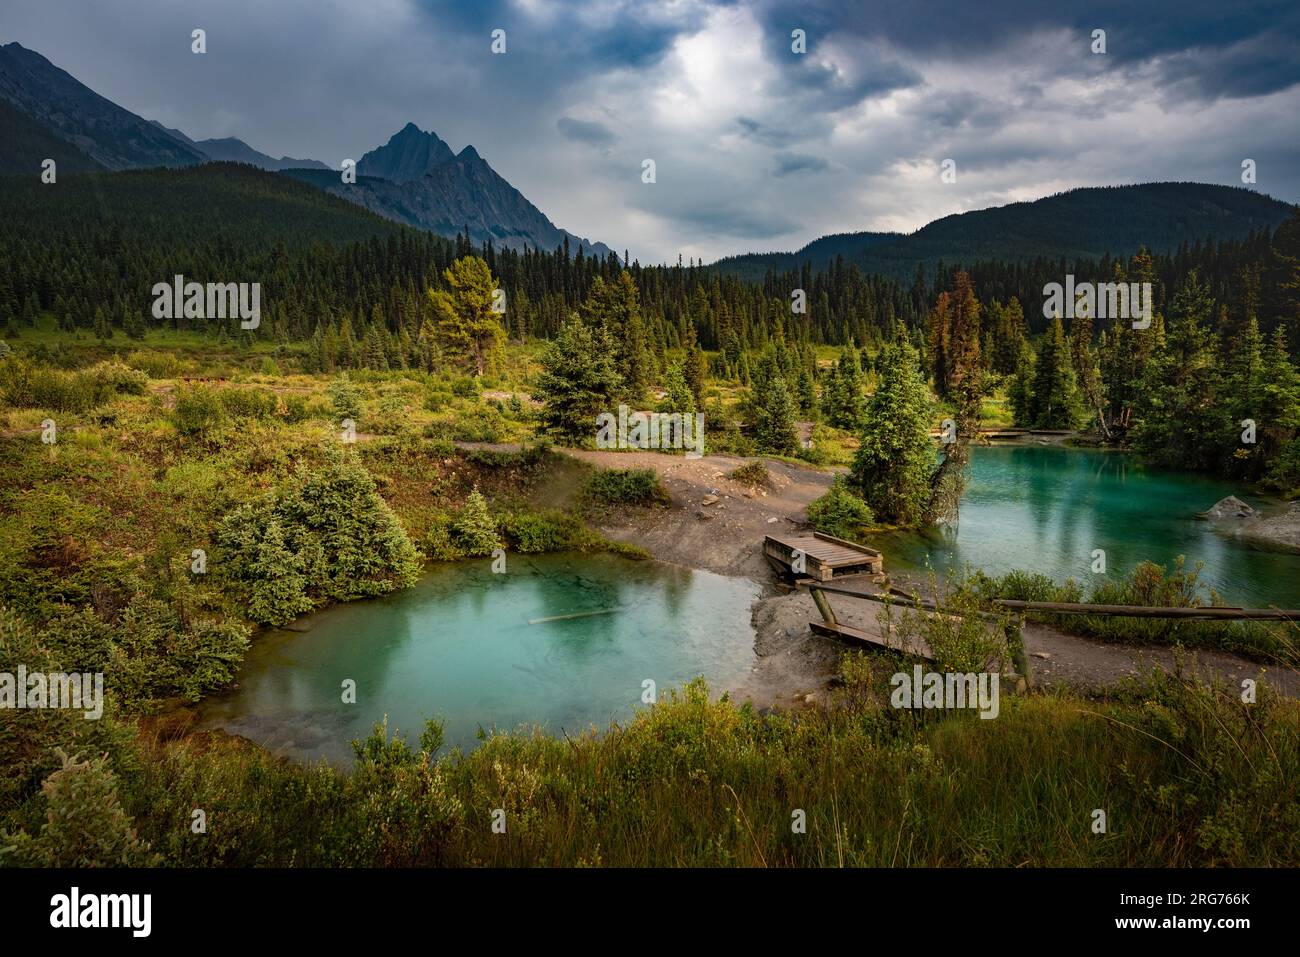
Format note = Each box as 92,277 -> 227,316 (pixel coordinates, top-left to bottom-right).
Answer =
804,583 -> 1300,688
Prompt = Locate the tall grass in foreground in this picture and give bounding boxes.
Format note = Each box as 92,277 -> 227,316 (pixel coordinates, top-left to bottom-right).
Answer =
5,664 -> 1296,867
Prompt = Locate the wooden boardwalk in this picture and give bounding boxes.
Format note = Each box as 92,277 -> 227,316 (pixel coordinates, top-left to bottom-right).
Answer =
764,532 -> 883,581
810,619 -> 934,659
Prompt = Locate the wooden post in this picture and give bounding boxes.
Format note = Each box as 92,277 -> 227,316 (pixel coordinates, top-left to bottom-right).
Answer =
810,587 -> 837,626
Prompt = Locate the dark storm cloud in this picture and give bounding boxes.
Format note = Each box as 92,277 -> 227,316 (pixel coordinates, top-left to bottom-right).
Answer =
909,91 -> 1014,132
411,0 -> 716,72
735,115 -> 787,146
773,152 -> 828,175
766,49 -> 922,109
0,0 -> 1296,262
751,0 -> 1300,101
557,116 -> 616,146
659,199 -> 800,239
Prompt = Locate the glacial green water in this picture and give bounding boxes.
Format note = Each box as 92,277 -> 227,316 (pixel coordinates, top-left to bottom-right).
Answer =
202,444 -> 1300,765
199,553 -> 762,764
875,444 -> 1300,608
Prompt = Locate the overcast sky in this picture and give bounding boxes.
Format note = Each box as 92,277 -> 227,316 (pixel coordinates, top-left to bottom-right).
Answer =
5,0 -> 1299,263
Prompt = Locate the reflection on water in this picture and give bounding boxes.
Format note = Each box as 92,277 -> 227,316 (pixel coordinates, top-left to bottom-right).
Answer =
199,553 -> 761,764
875,445 -> 1300,608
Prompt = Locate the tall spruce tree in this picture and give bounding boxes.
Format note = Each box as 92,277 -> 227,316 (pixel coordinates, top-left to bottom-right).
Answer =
752,374 -> 799,456
428,256 -> 505,376
1130,271 -> 1223,469
1027,316 -> 1083,428
850,335 -> 934,526
534,317 -> 624,445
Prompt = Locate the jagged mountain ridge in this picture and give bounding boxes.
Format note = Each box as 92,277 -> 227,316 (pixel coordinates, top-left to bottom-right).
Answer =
288,125 -> 614,257
0,41 -> 614,257
0,41 -> 206,169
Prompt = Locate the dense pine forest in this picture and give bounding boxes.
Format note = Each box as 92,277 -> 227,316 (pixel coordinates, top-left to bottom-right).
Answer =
3,163 -> 1299,496
3,167 -> 1295,351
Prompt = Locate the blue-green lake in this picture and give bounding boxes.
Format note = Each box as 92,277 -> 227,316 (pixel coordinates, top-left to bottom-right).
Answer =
877,444 -> 1300,608
199,553 -> 762,764
202,444 -> 1300,764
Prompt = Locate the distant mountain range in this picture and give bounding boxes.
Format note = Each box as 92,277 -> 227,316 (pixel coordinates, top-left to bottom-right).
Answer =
1,40 -> 1294,278
713,183 -> 1296,281
0,41 -> 613,256
147,121 -> 330,171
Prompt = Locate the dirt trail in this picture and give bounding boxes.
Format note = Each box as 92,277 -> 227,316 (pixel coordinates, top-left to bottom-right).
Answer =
558,447 -> 836,578
460,442 -> 1299,707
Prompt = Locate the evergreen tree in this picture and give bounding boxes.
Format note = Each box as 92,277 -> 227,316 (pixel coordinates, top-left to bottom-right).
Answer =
1027,316 -> 1083,428
850,336 -> 934,526
1130,271 -> 1224,469
245,521 -> 315,625
337,315 -> 357,369
684,331 -> 708,407
752,375 -> 799,455
452,488 -> 501,556
1007,342 -> 1035,424
824,343 -> 867,430
660,360 -> 695,414
927,291 -> 951,396
1224,317 -> 1266,476
534,318 -> 624,444
1258,326 -> 1300,488
428,256 -> 505,376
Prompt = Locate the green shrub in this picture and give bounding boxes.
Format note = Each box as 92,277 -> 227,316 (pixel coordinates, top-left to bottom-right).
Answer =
90,361 -> 149,397
1264,437 -> 1300,497
805,477 -> 874,540
215,448 -> 423,624
1,750 -> 160,867
878,581 -> 1014,674
499,510 -> 587,553
583,468 -> 670,507
420,431 -> 457,456
443,404 -> 505,442
172,386 -> 227,436
957,562 -> 1288,661
424,388 -> 454,413
729,460 -> 772,487
0,358 -> 148,413
328,374 -> 364,421
450,376 -> 480,399
423,515 -> 463,562
280,393 -> 309,423
218,386 -> 279,420
963,568 -> 1079,604
451,489 -> 501,556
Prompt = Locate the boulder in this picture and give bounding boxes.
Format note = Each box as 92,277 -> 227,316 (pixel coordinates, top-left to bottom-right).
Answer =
1201,495 -> 1256,520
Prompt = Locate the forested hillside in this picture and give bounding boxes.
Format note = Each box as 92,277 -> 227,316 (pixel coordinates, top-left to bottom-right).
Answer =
4,166 -> 1295,360
715,183 -> 1294,285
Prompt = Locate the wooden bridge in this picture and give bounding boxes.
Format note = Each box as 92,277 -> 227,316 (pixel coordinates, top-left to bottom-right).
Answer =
764,531 -> 883,581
